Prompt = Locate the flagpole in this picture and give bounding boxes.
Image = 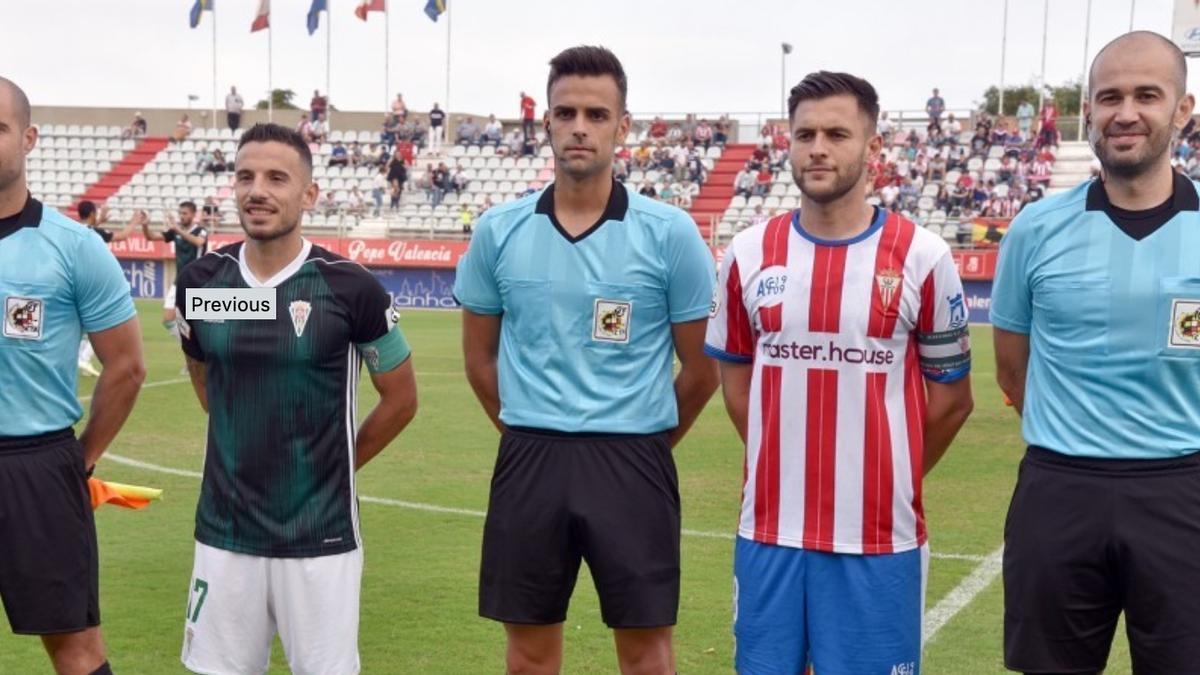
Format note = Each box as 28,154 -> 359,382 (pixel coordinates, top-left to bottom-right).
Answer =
1038,0 -> 1048,112
384,4 -> 390,111
211,3 -> 218,129
998,0 -> 1008,116
444,2 -> 452,118
326,1 -> 333,127
1078,0 -> 1092,141
268,21 -> 274,123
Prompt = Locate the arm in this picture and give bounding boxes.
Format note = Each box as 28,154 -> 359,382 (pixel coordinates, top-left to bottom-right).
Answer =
355,358 -> 418,469
462,310 -> 503,433
177,226 -> 208,248
922,375 -> 974,475
185,355 -> 208,412
717,361 -> 752,445
668,319 -> 720,448
78,318 -> 146,469
994,327 -> 1030,415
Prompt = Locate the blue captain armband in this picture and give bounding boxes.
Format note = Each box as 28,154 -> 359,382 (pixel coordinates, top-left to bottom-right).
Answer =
357,323 -> 411,374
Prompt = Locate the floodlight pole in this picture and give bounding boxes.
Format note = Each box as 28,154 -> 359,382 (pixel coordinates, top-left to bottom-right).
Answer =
1078,0 -> 1092,141
1038,0 -> 1049,112
999,0 -> 1009,115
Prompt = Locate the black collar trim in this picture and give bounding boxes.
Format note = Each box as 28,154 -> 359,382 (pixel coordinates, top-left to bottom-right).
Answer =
535,179 -> 629,243
1086,170 -> 1199,213
0,193 -> 43,243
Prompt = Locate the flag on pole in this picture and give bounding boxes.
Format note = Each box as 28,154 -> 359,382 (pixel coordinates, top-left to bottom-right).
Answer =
251,0 -> 270,32
424,0 -> 445,22
355,0 -> 385,21
307,0 -> 328,35
189,0 -> 213,28
88,478 -> 164,511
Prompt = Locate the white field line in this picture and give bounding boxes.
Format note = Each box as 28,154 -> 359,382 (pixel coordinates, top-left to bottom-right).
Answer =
100,452 -> 985,563
78,377 -> 192,403
923,545 -> 1004,641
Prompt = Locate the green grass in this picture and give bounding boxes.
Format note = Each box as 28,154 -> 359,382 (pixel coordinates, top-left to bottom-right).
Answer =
0,302 -> 1136,673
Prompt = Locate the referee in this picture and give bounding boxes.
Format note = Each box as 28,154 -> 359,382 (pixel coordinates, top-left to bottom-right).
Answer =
993,32 -> 1200,674
455,46 -> 718,675
0,78 -> 145,675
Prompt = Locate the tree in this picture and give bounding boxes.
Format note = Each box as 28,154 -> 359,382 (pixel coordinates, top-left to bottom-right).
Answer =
980,79 -> 1083,116
255,89 -> 299,110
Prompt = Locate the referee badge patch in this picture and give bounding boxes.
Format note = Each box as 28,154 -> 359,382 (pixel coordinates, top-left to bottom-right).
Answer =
1169,299 -> 1200,349
593,299 -> 631,343
3,296 -> 44,340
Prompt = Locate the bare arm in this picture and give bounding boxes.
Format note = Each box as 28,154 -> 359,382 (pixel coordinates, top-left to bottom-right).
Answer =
994,327 -> 1030,415
922,375 -> 974,475
355,358 -> 418,470
717,361 -> 752,446
176,227 -> 208,248
78,318 -> 146,469
461,309 -> 503,433
185,355 -> 208,413
668,319 -> 720,447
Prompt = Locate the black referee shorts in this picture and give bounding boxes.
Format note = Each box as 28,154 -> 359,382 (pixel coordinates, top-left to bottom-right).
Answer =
0,428 -> 100,635
1004,446 -> 1200,674
479,427 -> 680,629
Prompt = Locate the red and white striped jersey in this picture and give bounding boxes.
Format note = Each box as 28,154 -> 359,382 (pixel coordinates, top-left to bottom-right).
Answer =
705,209 -> 970,555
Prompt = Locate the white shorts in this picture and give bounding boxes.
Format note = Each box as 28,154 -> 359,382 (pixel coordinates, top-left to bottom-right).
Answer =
164,282 -> 176,310
181,542 -> 363,675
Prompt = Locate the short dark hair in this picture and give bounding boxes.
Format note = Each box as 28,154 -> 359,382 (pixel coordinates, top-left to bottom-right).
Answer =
179,200 -> 197,212
547,45 -> 628,111
77,200 -> 96,221
787,71 -> 880,130
237,123 -> 313,172
0,76 -> 31,129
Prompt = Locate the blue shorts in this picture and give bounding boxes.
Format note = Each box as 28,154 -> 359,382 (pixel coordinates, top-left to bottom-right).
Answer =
733,536 -> 928,675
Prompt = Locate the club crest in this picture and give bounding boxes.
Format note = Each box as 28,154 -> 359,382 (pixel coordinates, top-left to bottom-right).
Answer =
289,300 -> 312,338
876,268 -> 902,307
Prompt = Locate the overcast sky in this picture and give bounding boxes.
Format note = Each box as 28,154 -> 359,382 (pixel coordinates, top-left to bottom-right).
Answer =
2,0 -> 1192,119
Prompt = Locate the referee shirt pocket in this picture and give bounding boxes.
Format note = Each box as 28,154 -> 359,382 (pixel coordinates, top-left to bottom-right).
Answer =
1034,278 -> 1111,356
1157,276 -> 1200,359
500,279 -> 552,345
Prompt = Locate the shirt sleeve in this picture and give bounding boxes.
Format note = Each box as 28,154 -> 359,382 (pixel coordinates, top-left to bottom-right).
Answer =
704,247 -> 754,363
73,230 -> 136,333
175,269 -> 204,362
665,212 -> 715,323
452,213 -> 502,314
989,209 -> 1034,333
347,271 -> 411,374
916,251 -> 972,383
162,229 -> 177,243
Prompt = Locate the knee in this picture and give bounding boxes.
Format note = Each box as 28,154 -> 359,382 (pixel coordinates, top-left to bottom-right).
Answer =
505,648 -> 559,675
43,631 -> 106,675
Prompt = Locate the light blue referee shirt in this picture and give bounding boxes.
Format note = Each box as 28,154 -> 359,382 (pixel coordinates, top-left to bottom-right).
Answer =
991,174 -> 1200,459
454,180 -> 715,434
0,196 -> 137,437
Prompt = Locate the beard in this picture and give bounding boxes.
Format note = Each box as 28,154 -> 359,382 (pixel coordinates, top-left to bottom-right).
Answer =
793,154 -> 867,205
1090,122 -> 1173,179
240,210 -> 300,241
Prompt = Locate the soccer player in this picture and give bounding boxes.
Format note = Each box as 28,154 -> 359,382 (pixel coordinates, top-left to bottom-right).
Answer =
174,123 -> 418,674
993,32 -> 1200,675
0,76 -> 145,675
142,199 -> 209,345
706,71 -> 974,673
455,46 -> 718,674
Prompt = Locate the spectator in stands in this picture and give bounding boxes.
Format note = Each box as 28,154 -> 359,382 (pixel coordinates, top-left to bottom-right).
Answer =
749,205 -> 770,228
750,142 -> 770,171
614,156 -> 629,182
928,153 -> 947,182
998,155 -> 1015,184
452,164 -> 470,195
431,163 -> 451,207
428,103 -> 446,150
714,115 -> 731,146
456,117 -> 479,145
734,162 -> 755,198
1036,99 -> 1059,149
501,127 -> 522,156
206,149 -> 229,173
298,114 -> 315,144
648,116 -> 668,139
387,156 -> 408,204
519,91 -> 537,140
946,113 -> 962,138
372,165 -> 388,216
194,147 -> 213,173
678,179 -> 698,209
1016,100 -> 1035,140
521,133 -> 538,157
225,86 -> 243,132
171,114 -> 193,143
391,136 -> 413,168
349,141 -> 364,167
310,89 -> 328,122
693,119 -> 714,150
482,114 -> 503,146
329,142 -> 349,168
406,119 -> 427,148
1029,155 -> 1052,187
122,111 -> 147,139
372,143 -> 389,167
346,185 -> 366,218
632,141 -> 652,169
666,124 -> 684,144
878,111 -> 894,141
391,93 -> 408,122
390,180 -> 402,211
317,189 -> 338,217
926,87 -> 945,129
688,151 -> 707,184
381,113 -> 400,146
880,179 -> 900,210
459,203 -> 474,234
753,164 -> 772,196
310,113 -> 329,144
638,181 -> 656,198
659,181 -> 677,206
899,177 -> 920,211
